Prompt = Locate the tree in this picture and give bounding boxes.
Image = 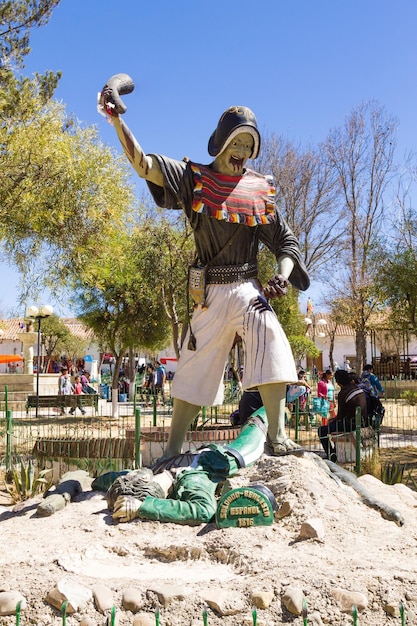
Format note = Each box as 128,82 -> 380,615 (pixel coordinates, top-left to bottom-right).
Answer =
0,0 -> 61,70
0,93 -> 137,307
255,134 -> 343,281
324,101 -> 397,370
74,225 -> 171,417
39,313 -> 87,373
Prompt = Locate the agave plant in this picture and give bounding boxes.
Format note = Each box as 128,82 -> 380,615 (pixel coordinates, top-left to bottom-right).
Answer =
5,458 -> 53,502
381,462 -> 407,485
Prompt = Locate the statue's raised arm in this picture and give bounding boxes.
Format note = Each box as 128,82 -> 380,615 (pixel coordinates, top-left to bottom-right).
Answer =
98,73 -> 163,186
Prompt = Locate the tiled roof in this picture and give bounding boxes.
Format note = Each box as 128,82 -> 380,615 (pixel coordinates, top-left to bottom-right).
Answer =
305,312 -> 355,337
0,318 -> 95,341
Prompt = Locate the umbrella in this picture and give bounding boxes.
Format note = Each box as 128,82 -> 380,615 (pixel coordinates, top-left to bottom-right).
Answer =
0,354 -> 24,364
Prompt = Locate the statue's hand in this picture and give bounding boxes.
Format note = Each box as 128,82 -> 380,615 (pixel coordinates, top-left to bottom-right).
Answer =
263,274 -> 288,300
249,294 -> 273,313
98,73 -> 135,117
112,495 -> 142,523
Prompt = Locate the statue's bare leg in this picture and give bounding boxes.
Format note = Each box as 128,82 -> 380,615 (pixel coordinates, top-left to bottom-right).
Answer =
259,382 -> 300,453
163,398 -> 201,458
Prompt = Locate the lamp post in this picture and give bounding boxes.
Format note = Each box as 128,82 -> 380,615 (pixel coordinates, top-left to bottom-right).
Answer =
27,305 -> 53,420
304,314 -> 327,377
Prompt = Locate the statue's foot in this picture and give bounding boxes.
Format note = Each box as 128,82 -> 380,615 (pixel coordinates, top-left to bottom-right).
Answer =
265,435 -> 301,456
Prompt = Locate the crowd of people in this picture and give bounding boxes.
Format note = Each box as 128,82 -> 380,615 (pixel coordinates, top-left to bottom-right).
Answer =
57,365 -> 95,415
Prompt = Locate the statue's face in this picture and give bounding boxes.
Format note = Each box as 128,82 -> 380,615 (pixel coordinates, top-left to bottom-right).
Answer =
212,132 -> 254,176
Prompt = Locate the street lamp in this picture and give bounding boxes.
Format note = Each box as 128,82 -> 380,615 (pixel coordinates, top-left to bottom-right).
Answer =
304,315 -> 327,342
27,305 -> 53,420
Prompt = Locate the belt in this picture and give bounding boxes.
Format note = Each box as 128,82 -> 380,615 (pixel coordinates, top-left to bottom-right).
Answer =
206,261 -> 258,285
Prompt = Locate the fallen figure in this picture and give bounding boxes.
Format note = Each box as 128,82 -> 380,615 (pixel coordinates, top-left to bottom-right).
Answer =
92,403 -> 404,527
93,406 -> 270,525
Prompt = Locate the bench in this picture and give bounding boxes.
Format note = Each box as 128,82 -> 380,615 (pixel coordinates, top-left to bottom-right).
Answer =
331,426 -> 375,463
33,436 -> 134,460
26,394 -> 99,414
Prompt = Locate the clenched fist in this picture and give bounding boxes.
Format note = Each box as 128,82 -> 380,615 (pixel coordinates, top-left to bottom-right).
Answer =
112,495 -> 142,523
263,274 -> 289,299
98,73 -> 135,117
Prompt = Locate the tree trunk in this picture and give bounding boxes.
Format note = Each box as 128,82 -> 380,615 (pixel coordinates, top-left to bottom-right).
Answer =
355,330 -> 367,372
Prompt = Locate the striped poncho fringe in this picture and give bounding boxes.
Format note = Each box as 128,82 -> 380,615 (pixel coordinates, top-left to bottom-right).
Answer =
191,163 -> 276,226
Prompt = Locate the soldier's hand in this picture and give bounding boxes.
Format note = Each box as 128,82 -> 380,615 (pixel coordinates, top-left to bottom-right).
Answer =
98,73 -> 134,117
112,495 -> 142,523
263,274 -> 288,299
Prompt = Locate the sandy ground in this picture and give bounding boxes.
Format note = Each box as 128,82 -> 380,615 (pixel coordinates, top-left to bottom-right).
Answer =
1,451 -> 417,625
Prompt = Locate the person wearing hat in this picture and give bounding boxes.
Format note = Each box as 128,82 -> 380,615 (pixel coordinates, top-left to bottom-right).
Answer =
98,75 -> 310,459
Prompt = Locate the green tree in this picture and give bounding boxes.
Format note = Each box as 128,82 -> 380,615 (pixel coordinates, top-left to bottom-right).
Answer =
74,225 -> 171,416
39,313 -> 87,373
0,0 -> 61,69
0,94 -> 136,307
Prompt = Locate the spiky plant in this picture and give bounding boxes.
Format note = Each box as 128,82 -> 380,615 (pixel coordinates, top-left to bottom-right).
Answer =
5,458 -> 53,502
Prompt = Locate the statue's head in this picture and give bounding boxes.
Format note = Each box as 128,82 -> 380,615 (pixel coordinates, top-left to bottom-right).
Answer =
209,106 -> 260,176
208,106 -> 260,159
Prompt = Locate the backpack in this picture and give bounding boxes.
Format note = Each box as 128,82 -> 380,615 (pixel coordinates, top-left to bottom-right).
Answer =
368,394 -> 385,429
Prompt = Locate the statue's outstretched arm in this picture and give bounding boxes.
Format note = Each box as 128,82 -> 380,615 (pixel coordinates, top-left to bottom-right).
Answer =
98,73 -> 163,187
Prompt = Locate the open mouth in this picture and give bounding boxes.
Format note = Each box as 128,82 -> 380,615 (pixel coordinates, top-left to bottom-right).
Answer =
229,156 -> 244,171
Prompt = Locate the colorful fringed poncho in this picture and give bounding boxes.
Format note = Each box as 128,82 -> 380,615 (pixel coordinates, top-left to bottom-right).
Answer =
146,154 -> 309,291
190,163 -> 275,226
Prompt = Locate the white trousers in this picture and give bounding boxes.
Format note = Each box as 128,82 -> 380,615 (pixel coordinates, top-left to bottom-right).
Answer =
171,280 -> 297,406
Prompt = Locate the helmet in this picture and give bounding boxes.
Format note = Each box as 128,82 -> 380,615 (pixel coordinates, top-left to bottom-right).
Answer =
208,106 -> 260,159
250,483 -> 278,511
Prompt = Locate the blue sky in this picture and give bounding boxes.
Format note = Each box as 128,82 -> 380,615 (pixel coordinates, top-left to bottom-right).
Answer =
1,0 -> 417,317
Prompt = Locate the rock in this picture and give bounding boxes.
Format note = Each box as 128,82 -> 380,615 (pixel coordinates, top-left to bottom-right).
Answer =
0,591 -> 26,616
122,587 -> 142,612
275,501 -> 291,519
383,600 -> 401,617
56,470 -> 93,493
250,589 -> 274,609
298,517 -> 325,540
132,613 -> 155,626
80,617 -> 97,626
148,583 -> 188,608
93,584 -> 115,613
204,589 -> 245,616
242,615 -> 267,626
282,586 -> 305,615
330,587 -> 368,613
45,578 -> 92,613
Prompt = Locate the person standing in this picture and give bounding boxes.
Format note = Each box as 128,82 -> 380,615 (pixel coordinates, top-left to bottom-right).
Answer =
360,364 -> 384,397
58,367 -> 73,415
155,360 -> 166,404
70,375 -> 86,415
98,75 -> 310,458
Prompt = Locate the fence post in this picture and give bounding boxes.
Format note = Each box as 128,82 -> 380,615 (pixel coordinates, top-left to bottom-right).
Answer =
153,394 -> 157,427
135,408 -> 141,468
6,408 -> 13,476
355,406 -> 361,474
294,398 -> 299,442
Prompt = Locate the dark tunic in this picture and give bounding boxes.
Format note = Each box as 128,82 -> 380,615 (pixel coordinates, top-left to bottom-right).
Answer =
147,156 -> 310,292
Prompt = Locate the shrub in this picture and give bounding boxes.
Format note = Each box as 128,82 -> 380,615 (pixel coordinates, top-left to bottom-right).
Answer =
401,390 -> 417,405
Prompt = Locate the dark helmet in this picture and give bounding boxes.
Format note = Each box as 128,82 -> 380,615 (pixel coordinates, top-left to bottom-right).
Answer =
208,106 -> 261,159
250,483 -> 278,511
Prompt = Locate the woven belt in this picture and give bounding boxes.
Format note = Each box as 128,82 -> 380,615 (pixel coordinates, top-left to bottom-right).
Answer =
206,261 -> 258,285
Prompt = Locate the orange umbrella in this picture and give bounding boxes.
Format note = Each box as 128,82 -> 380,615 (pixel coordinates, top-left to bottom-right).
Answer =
0,354 -> 24,364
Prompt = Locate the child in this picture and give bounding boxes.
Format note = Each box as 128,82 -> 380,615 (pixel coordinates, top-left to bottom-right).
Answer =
70,375 -> 86,415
